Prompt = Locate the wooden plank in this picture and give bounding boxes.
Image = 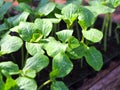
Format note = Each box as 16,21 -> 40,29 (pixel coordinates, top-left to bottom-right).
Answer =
78,60 -> 120,90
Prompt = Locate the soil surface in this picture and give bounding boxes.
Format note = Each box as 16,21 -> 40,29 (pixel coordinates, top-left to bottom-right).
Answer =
77,57 -> 120,90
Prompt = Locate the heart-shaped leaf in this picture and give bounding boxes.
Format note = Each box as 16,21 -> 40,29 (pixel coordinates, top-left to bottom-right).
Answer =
78,7 -> 95,30
50,52 -> 73,78
0,35 -> 23,55
56,30 -> 73,42
45,37 -> 68,57
84,46 -> 103,71
16,77 -> 37,90
37,2 -> 56,16
18,22 -> 37,42
23,54 -> 49,78
26,42 -> 44,56
35,19 -> 52,38
0,61 -> 19,75
51,81 -> 69,90
82,28 -> 103,43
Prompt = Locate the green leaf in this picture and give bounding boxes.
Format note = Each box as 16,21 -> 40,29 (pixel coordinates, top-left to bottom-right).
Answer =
42,18 -> 61,23
85,5 -> 115,17
82,28 -> 103,43
78,7 -> 95,30
35,19 -> 53,38
84,46 -> 103,71
56,30 -> 73,42
16,77 -> 37,90
37,0 -> 49,7
45,37 -> 68,57
37,2 -> 56,16
0,0 -> 3,7
0,73 -> 4,90
61,3 -> 79,28
13,12 -> 30,26
5,77 -> 19,90
14,3 -> 32,13
26,42 -> 44,56
23,54 -> 49,78
0,61 -> 19,75
67,42 -> 86,59
0,2 -> 12,20
106,0 -> 120,8
0,35 -> 23,55
18,22 -> 37,42
0,24 -> 8,32
51,81 -> 69,90
51,52 -> 73,78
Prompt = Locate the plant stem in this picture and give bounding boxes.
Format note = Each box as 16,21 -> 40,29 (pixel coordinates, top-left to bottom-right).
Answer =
108,14 -> 112,37
25,52 -> 29,61
81,36 -> 84,43
104,14 -> 110,51
76,21 -> 81,40
21,46 -> 24,68
115,27 -> 120,44
80,58 -> 83,68
38,80 -> 51,90
11,54 -> 16,63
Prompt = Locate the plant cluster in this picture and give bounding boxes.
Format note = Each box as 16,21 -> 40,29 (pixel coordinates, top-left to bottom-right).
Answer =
0,0 -> 120,90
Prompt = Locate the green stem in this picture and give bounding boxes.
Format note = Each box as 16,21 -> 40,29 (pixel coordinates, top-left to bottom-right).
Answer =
25,52 -> 29,61
108,14 -> 112,37
38,80 -> 51,90
21,46 -> 24,68
11,54 -> 16,63
81,36 -> 84,43
115,27 -> 120,44
76,21 -> 80,40
104,14 -> 110,51
80,58 -> 83,68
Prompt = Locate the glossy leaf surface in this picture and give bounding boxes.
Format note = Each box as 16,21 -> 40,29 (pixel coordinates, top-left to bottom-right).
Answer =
84,46 -> 103,71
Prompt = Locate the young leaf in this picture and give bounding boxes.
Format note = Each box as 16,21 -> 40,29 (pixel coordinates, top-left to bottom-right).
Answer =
0,61 -> 19,75
37,0 -> 49,7
37,2 -> 56,16
0,35 -> 23,55
18,22 -> 37,42
35,19 -> 52,38
56,30 -> 73,42
0,73 -> 4,90
23,54 -> 49,78
51,81 -> 69,90
78,7 -> 95,30
0,0 -> 3,7
42,18 -> 61,24
67,42 -> 86,59
0,2 -> 12,20
82,28 -> 103,43
45,37 -> 68,57
84,46 -> 103,71
51,52 -> 73,78
5,77 -> 19,90
13,12 -> 30,26
14,3 -> 32,13
61,3 -> 79,28
26,42 -> 44,56
16,77 -> 37,90
85,5 -> 115,17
